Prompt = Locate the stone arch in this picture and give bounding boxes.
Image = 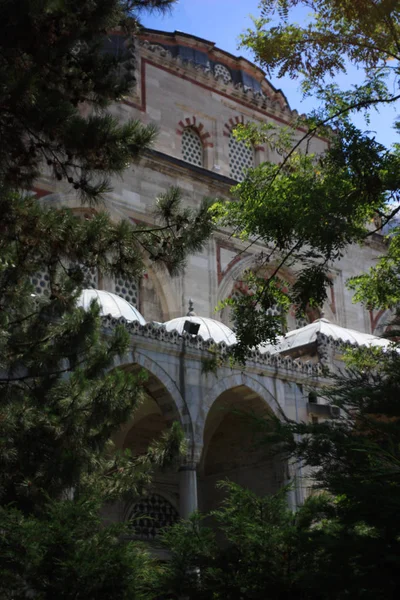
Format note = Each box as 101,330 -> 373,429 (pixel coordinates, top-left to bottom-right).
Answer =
176,116 -> 213,148
217,254 -> 333,331
108,351 -> 192,531
371,308 -> 397,337
139,259 -> 178,322
217,254 -> 299,329
223,115 -> 245,137
200,372 -> 283,427
38,192 -> 124,223
223,115 -> 264,151
112,350 -> 194,454
370,309 -> 400,341
198,374 -> 286,514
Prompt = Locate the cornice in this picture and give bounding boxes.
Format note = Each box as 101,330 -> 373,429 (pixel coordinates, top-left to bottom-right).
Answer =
100,315 -> 324,377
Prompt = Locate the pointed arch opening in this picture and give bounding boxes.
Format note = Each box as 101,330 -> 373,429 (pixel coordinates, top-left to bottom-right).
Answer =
181,126 -> 204,167
108,359 -> 191,538
199,383 -> 285,516
228,130 -> 255,181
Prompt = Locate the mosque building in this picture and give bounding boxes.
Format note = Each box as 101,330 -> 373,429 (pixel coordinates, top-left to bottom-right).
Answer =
33,29 -> 392,541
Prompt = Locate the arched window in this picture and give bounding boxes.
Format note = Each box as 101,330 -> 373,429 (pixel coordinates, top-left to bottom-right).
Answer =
181,127 -> 203,167
229,131 -> 254,181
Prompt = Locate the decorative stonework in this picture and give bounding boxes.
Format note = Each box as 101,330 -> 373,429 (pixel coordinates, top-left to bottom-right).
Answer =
295,315 -> 309,329
80,264 -> 98,289
31,270 -> 51,297
100,314 -> 324,376
214,63 -> 232,84
216,240 -> 247,285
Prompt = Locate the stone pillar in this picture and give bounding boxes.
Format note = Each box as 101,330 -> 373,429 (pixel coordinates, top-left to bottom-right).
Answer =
286,458 -> 304,511
179,463 -> 198,519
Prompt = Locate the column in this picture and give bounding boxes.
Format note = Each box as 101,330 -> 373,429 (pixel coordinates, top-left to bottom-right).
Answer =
179,463 -> 198,519
286,457 -> 304,511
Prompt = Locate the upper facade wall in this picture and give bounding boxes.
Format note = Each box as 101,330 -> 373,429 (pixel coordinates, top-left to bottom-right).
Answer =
101,30 -> 384,333
35,30 -> 386,335
110,30 -> 329,180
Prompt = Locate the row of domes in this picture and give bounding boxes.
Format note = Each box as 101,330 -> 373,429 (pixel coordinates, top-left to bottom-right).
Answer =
77,289 -> 237,345
77,289 -> 391,351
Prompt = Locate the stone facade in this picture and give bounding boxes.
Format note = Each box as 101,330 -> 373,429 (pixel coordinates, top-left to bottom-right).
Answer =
35,29 -> 391,537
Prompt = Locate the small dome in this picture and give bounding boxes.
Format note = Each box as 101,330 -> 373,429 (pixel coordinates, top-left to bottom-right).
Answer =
164,315 -> 237,345
77,289 -> 146,325
258,317 -> 391,355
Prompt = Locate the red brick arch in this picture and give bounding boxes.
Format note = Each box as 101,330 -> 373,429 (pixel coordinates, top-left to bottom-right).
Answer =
176,116 -> 213,148
223,115 -> 245,137
223,115 -> 264,151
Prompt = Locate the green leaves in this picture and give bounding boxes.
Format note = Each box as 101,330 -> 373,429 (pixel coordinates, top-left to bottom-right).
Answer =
160,481 -> 344,600
214,123 -> 391,353
0,0 -> 175,201
0,498 -> 159,600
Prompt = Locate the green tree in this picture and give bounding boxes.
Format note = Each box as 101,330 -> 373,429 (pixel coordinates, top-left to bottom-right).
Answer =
160,481 -> 351,600
162,350 -> 400,599
0,0 -> 213,595
0,0 -> 176,200
177,6 -> 400,597
212,0 -> 400,357
242,0 -> 400,112
0,498 -> 160,600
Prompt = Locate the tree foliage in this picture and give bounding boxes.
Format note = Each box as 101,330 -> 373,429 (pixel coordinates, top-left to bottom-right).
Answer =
160,345 -> 400,599
242,0 -> 400,110
212,0 -> 400,357
214,124 -> 400,359
0,497 -> 160,600
0,0 -> 213,595
0,0 -> 178,200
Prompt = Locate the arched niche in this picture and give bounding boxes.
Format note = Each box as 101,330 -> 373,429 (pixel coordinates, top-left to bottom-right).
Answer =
139,261 -> 178,323
113,357 -> 189,451
107,357 -> 192,534
372,308 -> 397,337
198,382 -> 285,516
218,256 -> 334,333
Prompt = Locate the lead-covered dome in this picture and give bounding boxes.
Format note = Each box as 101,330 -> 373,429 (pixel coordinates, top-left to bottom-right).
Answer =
164,315 -> 237,345
164,299 -> 236,346
77,289 -> 146,325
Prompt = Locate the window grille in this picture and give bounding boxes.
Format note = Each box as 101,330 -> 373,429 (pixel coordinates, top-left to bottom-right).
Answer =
181,127 -> 203,167
127,494 -> 179,540
30,270 -> 51,297
80,265 -> 98,289
229,132 -> 254,181
64,261 -> 99,289
214,63 -> 231,84
112,277 -> 139,308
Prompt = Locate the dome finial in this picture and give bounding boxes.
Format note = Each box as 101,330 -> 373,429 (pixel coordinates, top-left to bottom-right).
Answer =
187,298 -> 196,316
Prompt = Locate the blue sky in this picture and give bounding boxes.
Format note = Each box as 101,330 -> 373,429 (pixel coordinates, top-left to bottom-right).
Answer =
141,0 -> 398,148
